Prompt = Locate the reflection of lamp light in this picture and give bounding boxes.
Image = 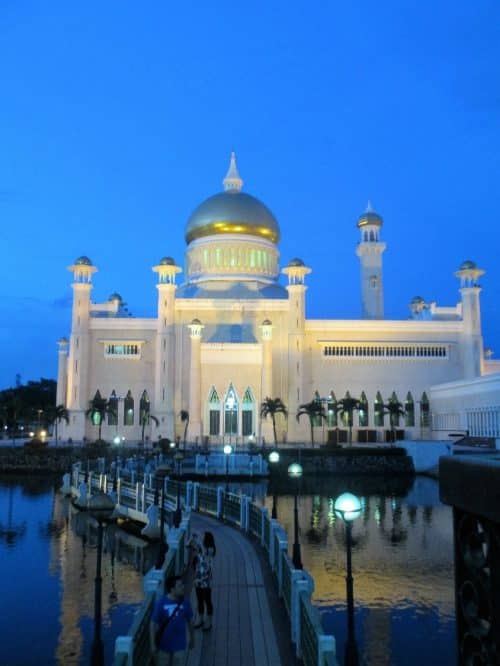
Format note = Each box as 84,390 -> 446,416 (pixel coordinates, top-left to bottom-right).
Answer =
287,462 -> 303,569
334,492 -> 362,666
88,492 -> 116,666
268,451 -> 280,518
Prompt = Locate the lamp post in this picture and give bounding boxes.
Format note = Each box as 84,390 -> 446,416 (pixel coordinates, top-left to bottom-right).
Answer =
334,492 -> 362,666
287,462 -> 303,569
173,452 -> 183,528
223,444 -> 232,492
87,492 -> 116,666
268,450 -> 280,519
154,471 -> 168,568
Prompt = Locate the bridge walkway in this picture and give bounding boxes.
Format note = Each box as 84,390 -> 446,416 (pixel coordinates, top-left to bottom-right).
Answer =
184,513 -> 299,666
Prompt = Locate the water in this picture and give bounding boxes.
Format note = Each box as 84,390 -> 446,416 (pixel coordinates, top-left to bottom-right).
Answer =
262,474 -> 456,666
0,476 -> 157,666
0,474 -> 456,666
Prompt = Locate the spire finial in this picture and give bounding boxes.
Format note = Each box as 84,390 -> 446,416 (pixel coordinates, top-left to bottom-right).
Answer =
366,200 -> 374,212
223,151 -> 243,192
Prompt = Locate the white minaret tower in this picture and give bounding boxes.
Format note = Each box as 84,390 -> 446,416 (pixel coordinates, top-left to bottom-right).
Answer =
282,258 -> 311,442
152,257 -> 182,440
66,256 -> 97,440
355,201 -> 386,319
455,260 -> 485,378
187,318 -> 204,442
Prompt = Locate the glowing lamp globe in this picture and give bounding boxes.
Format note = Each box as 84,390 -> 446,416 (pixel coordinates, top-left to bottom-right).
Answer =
287,462 -> 303,478
223,444 -> 233,455
334,493 -> 362,522
269,450 -> 280,464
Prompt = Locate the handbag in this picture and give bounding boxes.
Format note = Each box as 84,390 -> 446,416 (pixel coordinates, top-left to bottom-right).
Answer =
154,600 -> 183,648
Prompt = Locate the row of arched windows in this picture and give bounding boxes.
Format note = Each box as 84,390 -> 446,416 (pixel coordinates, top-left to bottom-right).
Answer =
316,391 -> 430,428
89,389 -> 150,427
207,384 -> 255,437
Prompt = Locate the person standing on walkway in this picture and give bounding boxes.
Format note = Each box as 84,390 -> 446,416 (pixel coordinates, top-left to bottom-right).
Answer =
193,531 -> 216,631
151,575 -> 194,665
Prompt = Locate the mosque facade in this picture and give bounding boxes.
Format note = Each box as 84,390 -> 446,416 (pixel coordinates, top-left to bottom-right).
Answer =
56,154 -> 499,445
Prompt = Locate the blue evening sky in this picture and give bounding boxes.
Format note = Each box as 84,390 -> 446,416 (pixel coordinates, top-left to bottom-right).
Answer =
1,1 -> 499,389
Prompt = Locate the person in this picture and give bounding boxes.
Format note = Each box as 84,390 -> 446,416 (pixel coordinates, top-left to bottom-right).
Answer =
150,574 -> 194,665
192,531 -> 216,630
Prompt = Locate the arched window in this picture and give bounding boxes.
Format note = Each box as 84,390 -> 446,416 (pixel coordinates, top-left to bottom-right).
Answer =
359,391 -> 369,427
405,392 -> 415,427
108,390 -> 118,426
224,385 -> 238,435
242,387 -> 254,437
374,391 -> 384,427
326,391 -> 337,427
208,387 -> 220,436
124,390 -> 134,426
420,392 -> 430,428
91,389 -> 103,426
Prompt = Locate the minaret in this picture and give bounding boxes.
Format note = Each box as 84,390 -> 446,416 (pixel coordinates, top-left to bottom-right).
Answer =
56,337 -> 69,407
66,256 -> 97,439
187,318 -> 204,443
152,257 -> 182,439
282,258 -> 311,442
455,260 -> 485,378
355,201 -> 386,319
259,319 -> 274,442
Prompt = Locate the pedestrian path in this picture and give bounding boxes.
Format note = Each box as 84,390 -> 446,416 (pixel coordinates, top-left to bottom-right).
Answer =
183,513 -> 299,666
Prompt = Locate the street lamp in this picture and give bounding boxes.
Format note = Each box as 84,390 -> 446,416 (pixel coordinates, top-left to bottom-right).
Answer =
268,450 -> 280,519
87,492 -> 116,666
334,492 -> 362,666
287,462 -> 303,569
223,444 -> 232,491
154,470 -> 168,568
173,452 -> 184,528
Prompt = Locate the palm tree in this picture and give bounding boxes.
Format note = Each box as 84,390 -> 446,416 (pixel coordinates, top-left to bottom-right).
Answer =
296,400 -> 325,448
85,390 -> 115,442
335,391 -> 361,446
260,397 -> 288,447
47,405 -> 69,444
140,412 -> 159,447
180,410 -> 189,451
383,392 -> 406,444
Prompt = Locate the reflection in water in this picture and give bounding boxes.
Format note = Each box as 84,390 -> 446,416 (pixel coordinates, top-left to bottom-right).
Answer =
0,476 -> 157,666
263,475 -> 456,666
0,485 -> 27,546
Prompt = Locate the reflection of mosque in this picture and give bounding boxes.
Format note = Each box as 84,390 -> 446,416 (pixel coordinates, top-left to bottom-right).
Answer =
272,487 -> 454,616
48,492 -> 154,664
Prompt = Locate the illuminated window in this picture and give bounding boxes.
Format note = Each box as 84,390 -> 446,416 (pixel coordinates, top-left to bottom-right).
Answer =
124,390 -> 134,426
208,387 -> 220,436
108,390 -> 118,426
359,391 -> 369,427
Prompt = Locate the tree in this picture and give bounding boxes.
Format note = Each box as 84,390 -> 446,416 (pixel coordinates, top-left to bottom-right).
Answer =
140,412 -> 159,447
180,410 -> 189,451
260,397 -> 288,447
47,405 -> 69,444
383,392 -> 406,444
296,400 -> 325,448
335,391 -> 361,446
85,391 -> 115,442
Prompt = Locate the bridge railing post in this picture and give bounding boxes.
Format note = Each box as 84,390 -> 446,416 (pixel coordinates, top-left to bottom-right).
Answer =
260,506 -> 269,546
291,573 -> 313,658
216,487 -> 224,519
135,483 -> 141,512
116,478 -> 122,505
186,481 -> 193,509
192,482 -> 200,511
318,634 -> 336,666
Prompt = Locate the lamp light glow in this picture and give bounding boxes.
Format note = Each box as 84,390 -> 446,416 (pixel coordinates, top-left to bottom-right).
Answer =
287,462 -> 303,478
269,450 -> 280,464
334,492 -> 362,522
223,444 -> 233,455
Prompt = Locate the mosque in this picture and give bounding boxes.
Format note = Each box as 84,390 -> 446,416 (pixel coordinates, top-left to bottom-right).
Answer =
56,154 -> 500,445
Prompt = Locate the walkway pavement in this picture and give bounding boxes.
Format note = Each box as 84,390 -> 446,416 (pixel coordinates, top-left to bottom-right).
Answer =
183,513 -> 299,666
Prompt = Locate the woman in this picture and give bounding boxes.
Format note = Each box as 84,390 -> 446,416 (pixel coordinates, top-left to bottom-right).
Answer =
192,531 -> 216,630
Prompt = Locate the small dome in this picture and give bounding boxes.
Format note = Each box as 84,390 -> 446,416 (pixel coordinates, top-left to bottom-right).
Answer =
459,260 -> 477,271
262,319 -> 272,326
75,255 -> 93,266
357,201 -> 383,228
185,191 -> 280,244
159,256 -> 176,266
288,258 -> 305,267
411,296 -> 425,304
108,292 -> 122,302
191,318 -> 202,325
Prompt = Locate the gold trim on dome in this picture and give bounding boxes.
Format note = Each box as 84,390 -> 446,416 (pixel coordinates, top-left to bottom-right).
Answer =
186,220 -> 279,244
